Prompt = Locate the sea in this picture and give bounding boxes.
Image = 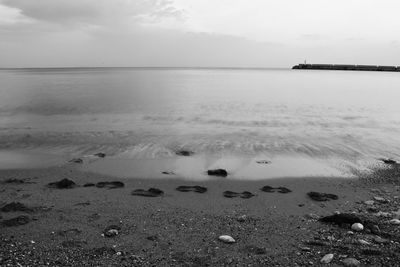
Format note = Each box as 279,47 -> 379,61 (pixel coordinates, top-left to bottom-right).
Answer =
0,67 -> 399,179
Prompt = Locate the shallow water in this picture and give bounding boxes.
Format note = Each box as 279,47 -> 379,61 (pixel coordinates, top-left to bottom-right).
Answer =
0,67 -> 399,178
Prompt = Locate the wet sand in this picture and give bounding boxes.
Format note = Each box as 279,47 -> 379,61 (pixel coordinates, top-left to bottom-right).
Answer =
2,164 -> 400,266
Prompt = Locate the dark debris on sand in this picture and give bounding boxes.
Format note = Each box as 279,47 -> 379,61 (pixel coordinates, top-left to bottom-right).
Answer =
47,178 -> 76,189
307,191 -> 338,201
207,169 -> 228,177
223,191 -> 255,199
131,188 -> 164,197
260,186 -> 292,194
1,215 -> 31,227
1,202 -> 34,213
175,150 -> 194,156
96,181 -> 124,189
176,186 -> 207,193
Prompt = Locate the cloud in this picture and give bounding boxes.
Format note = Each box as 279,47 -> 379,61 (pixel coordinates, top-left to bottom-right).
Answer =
0,0 -> 184,26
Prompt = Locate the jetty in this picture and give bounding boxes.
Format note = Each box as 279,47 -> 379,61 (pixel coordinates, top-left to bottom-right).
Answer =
292,64 -> 400,72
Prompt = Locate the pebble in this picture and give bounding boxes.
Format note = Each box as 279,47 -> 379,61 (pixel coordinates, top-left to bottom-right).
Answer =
364,200 -> 375,205
347,231 -> 354,235
357,239 -> 371,245
375,211 -> 391,218
104,229 -> 119,237
218,235 -> 235,243
342,258 -> 361,266
237,215 -> 247,222
320,253 -> 334,264
373,236 -> 389,244
389,219 -> 400,225
373,196 -> 388,203
351,223 -> 364,232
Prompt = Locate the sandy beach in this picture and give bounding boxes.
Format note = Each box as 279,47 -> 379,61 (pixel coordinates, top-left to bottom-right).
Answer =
1,162 -> 400,266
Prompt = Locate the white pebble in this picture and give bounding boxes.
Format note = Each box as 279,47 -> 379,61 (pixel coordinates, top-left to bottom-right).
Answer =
218,235 -> 235,243
320,253 -> 334,264
342,257 -> 360,266
364,200 -> 374,205
390,219 -> 400,225
351,223 -> 364,232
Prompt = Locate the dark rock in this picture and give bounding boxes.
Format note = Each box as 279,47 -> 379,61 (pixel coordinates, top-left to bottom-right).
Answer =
96,181 -> 124,189
207,169 -> 228,177
94,152 -> 106,158
176,150 -> 194,156
131,188 -> 164,197
176,185 -> 207,193
74,202 -> 90,206
48,178 -> 76,189
147,235 -> 159,241
69,158 -> 83,163
2,215 -> 30,227
1,202 -> 33,213
260,186 -> 292,193
162,171 -> 175,175
307,191 -> 338,201
319,213 -> 362,225
223,191 -> 255,199
83,183 -> 95,187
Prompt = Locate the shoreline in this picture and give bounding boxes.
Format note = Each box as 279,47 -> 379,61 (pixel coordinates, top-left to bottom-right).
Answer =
2,165 -> 400,266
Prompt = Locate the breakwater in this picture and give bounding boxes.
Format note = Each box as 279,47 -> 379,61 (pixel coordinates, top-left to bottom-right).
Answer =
293,64 -> 400,72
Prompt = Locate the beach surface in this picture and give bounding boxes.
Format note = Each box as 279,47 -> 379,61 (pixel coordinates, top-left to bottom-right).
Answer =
1,164 -> 400,266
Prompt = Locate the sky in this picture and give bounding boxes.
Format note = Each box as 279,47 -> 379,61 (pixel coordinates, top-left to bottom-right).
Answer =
0,0 -> 399,68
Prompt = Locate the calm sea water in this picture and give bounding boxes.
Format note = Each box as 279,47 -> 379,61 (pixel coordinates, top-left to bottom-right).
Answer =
1,67 -> 400,177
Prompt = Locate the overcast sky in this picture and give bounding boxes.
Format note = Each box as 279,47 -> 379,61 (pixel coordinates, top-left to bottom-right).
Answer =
0,0 -> 399,68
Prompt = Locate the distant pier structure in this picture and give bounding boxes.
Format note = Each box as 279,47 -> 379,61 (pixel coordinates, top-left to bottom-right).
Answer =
292,64 -> 400,72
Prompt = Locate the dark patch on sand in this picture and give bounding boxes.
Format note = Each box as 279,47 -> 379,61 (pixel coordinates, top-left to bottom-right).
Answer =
319,213 -> 362,225
94,152 -> 106,158
1,202 -> 34,213
162,171 -> 175,175
260,186 -> 292,193
176,186 -> 207,193
2,215 -> 31,227
307,191 -> 338,201
47,179 -> 76,189
69,158 -> 83,163
175,150 -> 194,156
207,169 -> 228,177
256,160 -> 271,164
131,188 -> 164,197
83,183 -> 95,187
223,191 -> 255,199
95,181 -> 124,189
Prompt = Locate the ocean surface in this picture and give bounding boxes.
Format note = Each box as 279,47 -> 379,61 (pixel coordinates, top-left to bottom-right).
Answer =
1,67 -> 400,179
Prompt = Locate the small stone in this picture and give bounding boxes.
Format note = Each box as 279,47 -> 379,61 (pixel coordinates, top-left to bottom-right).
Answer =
347,231 -> 354,235
373,236 -> 389,244
300,246 -> 311,251
364,200 -> 375,205
237,215 -> 247,222
320,253 -> 334,264
218,235 -> 235,243
342,258 -> 360,266
375,211 -> 391,218
389,219 -> 400,225
373,196 -> 389,203
351,223 -> 364,232
357,239 -> 371,245
102,225 -> 121,238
